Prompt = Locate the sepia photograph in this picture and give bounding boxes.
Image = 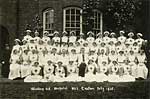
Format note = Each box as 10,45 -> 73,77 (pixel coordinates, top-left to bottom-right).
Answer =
0,0 -> 150,99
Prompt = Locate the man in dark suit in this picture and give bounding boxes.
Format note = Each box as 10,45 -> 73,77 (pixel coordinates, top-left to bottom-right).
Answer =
142,40 -> 150,79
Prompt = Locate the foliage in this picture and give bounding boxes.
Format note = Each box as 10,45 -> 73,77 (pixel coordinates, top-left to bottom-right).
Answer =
82,0 -> 143,32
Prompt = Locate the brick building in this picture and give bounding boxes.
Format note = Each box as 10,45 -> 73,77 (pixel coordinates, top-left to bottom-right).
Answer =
0,0 -> 150,57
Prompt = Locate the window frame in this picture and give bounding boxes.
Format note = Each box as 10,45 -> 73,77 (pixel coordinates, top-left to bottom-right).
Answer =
92,9 -> 103,34
63,7 -> 82,35
43,8 -> 54,34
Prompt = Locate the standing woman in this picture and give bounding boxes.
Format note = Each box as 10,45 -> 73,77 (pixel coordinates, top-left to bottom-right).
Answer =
9,49 -> 21,80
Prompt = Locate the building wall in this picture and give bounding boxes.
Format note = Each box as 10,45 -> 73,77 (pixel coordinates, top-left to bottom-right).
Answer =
0,0 -> 150,48
0,0 -> 18,60
17,0 -> 82,38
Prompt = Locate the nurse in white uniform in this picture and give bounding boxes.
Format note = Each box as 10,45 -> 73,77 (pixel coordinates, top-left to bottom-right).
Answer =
117,30 -> 126,44
23,30 -> 32,43
9,49 -> 21,80
136,63 -> 148,79
86,31 -> 95,47
66,60 -> 78,82
54,60 -> 66,82
120,65 -> 135,82
24,62 -> 42,82
42,60 -> 55,82
85,59 -> 97,82
96,61 -> 108,82
108,61 -> 120,82
69,31 -> 77,44
126,32 -> 135,45
33,30 -> 41,45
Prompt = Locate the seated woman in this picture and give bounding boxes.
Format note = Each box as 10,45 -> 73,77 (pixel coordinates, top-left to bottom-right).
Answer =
107,61 -> 120,82
24,62 -> 42,82
136,63 -> 148,80
65,60 -> 78,82
54,60 -> 66,82
120,64 -> 135,82
96,61 -> 108,82
41,60 -> 55,82
9,49 -> 21,80
84,59 -> 97,82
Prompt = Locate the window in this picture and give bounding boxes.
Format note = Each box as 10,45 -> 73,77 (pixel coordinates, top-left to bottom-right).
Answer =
93,10 -> 103,34
63,7 -> 82,35
43,8 -> 54,34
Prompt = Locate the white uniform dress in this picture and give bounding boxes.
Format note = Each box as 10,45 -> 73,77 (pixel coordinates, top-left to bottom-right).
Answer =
21,44 -> 28,51
136,54 -> 146,63
66,63 -> 78,82
38,53 -> 50,66
24,66 -> 42,82
34,37 -> 41,45
52,37 -> 61,43
28,43 -> 36,51
42,36 -> 50,45
96,65 -> 108,82
85,63 -> 97,82
107,65 -> 120,82
88,54 -> 98,62
103,36 -> 110,45
23,35 -> 32,43
29,53 -> 38,64
129,62 -> 137,78
131,46 -> 140,54
128,54 -> 136,62
78,38 -> 85,46
11,45 -> 22,56
95,38 -> 102,46
86,37 -> 95,47
118,36 -> 126,44
37,44 -> 45,53
97,55 -> 108,66
136,63 -> 148,79
54,65 -> 66,82
9,54 -> 21,80
21,53 -> 31,78
126,38 -> 135,45
62,36 -> 68,43
42,64 -> 55,82
58,54 -> 69,66
108,54 -> 118,63
49,54 -> 59,64
69,53 -> 78,63
120,64 -> 135,82
69,36 -> 77,43
135,38 -> 144,47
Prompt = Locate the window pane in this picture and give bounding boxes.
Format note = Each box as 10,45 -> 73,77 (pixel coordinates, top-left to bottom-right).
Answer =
66,15 -> 70,21
76,23 -> 80,27
76,10 -> 80,15
71,23 -> 75,27
76,16 -> 80,21
64,7 -> 82,34
71,16 -> 75,22
71,9 -> 75,14
43,9 -> 54,31
66,22 -> 70,27
66,9 -> 70,14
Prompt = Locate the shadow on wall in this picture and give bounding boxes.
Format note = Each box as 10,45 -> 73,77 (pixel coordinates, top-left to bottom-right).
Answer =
0,25 -> 9,59
0,25 -> 9,48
